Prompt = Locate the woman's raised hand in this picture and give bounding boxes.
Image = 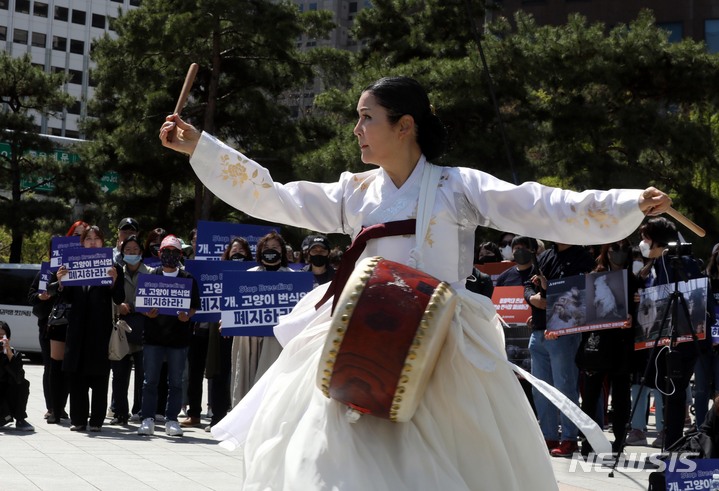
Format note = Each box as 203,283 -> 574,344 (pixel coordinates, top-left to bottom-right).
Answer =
159,114 -> 201,156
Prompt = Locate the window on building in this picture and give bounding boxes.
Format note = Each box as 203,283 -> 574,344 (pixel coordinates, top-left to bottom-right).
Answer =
129,0 -> 141,5
0,1 -> 8,10
50,127 -> 62,136
108,17 -> 117,31
68,69 -> 83,85
13,29 -> 28,44
657,22 -> 683,43
71,9 -> 86,25
706,20 -> 719,53
54,6 -> 68,21
70,39 -> 84,54
31,32 -> 46,48
309,3 -> 317,11
33,2 -> 48,17
110,0 -> 123,3
15,0 -> 30,14
0,26 -> 6,41
349,2 -> 358,13
52,36 -> 67,52
65,130 -> 80,139
91,13 -> 105,29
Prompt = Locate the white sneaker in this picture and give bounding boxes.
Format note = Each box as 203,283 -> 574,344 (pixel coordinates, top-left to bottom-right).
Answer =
137,418 -> 155,435
204,424 -> 211,433
165,421 -> 183,437
129,413 -> 141,423
154,414 -> 166,423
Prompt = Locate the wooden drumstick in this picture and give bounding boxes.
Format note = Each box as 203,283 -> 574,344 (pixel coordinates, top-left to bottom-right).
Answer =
174,63 -> 198,115
167,63 -> 198,143
666,207 -> 706,237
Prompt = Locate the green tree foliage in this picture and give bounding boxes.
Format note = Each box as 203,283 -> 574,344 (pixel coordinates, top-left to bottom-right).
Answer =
85,0 -> 334,240
0,53 -> 82,263
297,7 -> 719,245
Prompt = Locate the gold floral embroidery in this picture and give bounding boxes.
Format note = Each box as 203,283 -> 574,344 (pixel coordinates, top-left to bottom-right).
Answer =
566,202 -> 620,228
220,153 -> 272,199
424,216 -> 437,247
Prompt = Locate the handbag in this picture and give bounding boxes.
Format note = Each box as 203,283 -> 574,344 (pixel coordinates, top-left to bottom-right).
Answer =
108,319 -> 132,361
47,302 -> 71,327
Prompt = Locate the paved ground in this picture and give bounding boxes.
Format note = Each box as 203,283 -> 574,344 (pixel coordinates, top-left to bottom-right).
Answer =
1,360 -> 659,490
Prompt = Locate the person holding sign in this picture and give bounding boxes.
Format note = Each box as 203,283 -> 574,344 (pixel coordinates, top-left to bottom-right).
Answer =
160,76 -> 671,490
53,226 -> 125,432
230,231 -> 294,405
137,235 -> 201,437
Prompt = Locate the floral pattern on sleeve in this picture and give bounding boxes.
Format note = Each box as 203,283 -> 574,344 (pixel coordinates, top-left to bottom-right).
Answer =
220,153 -> 272,199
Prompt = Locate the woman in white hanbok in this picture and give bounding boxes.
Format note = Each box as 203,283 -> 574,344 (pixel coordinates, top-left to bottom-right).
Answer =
160,77 -> 671,491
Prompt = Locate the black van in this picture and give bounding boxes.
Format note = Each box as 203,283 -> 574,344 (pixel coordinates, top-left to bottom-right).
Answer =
0,264 -> 42,357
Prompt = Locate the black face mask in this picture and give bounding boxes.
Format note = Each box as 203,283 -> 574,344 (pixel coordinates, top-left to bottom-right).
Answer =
608,250 -> 629,266
512,248 -> 533,266
261,249 -> 282,265
309,254 -> 329,267
230,253 -> 249,261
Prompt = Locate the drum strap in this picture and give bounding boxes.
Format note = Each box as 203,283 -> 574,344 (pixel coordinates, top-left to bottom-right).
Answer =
315,218 -> 416,313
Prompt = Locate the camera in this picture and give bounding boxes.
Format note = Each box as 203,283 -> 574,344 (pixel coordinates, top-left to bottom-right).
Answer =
666,241 -> 692,257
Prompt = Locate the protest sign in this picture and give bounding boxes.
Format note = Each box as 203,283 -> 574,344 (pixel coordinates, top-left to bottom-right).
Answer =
221,271 -> 313,336
184,259 -> 256,322
664,458 -> 719,491
195,220 -> 275,260
491,286 -> 531,325
60,247 -> 115,287
134,275 -> 194,316
635,277 -> 708,350
50,236 -> 81,268
38,262 -> 50,293
546,270 -> 628,336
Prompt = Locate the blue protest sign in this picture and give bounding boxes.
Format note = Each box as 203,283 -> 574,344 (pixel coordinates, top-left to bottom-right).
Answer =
135,275 -> 194,316
144,257 -> 161,269
195,220 -> 276,260
221,271 -> 313,336
38,262 -> 50,293
50,236 -> 81,268
664,458 -> 719,490
711,306 -> 719,345
60,247 -> 115,286
183,259 -> 257,322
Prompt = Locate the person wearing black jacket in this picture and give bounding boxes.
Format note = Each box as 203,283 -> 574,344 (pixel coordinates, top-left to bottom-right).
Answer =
0,321 -> 35,431
28,265 -> 56,420
53,226 -> 125,432
526,242 -> 596,457
137,235 -> 201,437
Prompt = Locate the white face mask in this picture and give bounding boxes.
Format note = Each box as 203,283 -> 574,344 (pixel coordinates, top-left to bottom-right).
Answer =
500,245 -> 513,261
639,240 -> 652,259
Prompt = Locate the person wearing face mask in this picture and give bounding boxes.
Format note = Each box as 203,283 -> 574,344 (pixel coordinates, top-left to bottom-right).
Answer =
53,226 -> 125,432
575,239 -> 641,455
496,236 -> 539,287
301,235 -> 335,287
636,217 -> 711,451
498,232 -> 517,262
230,231 -> 294,406
137,235 -> 201,437
113,217 -> 140,265
222,237 -> 253,262
109,236 -> 150,425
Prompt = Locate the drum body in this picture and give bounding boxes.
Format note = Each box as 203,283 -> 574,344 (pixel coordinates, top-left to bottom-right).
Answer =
317,256 -> 456,422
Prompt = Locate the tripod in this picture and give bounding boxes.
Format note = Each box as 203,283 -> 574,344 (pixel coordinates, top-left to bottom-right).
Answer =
610,255 -> 699,477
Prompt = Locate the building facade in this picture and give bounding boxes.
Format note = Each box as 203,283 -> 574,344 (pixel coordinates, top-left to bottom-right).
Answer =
0,0 -> 138,138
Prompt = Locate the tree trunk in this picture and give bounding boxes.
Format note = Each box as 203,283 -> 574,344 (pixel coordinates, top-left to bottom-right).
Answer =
199,16 -> 222,221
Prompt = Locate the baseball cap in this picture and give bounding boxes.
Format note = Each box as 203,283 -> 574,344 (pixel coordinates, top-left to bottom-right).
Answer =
159,235 -> 183,251
306,235 -> 329,251
117,217 -> 140,231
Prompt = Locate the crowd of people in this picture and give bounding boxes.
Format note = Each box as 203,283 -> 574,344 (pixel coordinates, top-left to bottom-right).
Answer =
0,216 -> 343,437
472,219 -> 718,458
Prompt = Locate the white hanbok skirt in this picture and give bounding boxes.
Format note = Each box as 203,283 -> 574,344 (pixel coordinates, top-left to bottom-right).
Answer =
212,284 -> 558,491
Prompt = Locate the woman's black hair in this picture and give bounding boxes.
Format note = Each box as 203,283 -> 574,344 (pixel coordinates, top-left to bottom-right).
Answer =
120,235 -> 143,254
364,76 -> 448,160
639,217 -> 678,248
